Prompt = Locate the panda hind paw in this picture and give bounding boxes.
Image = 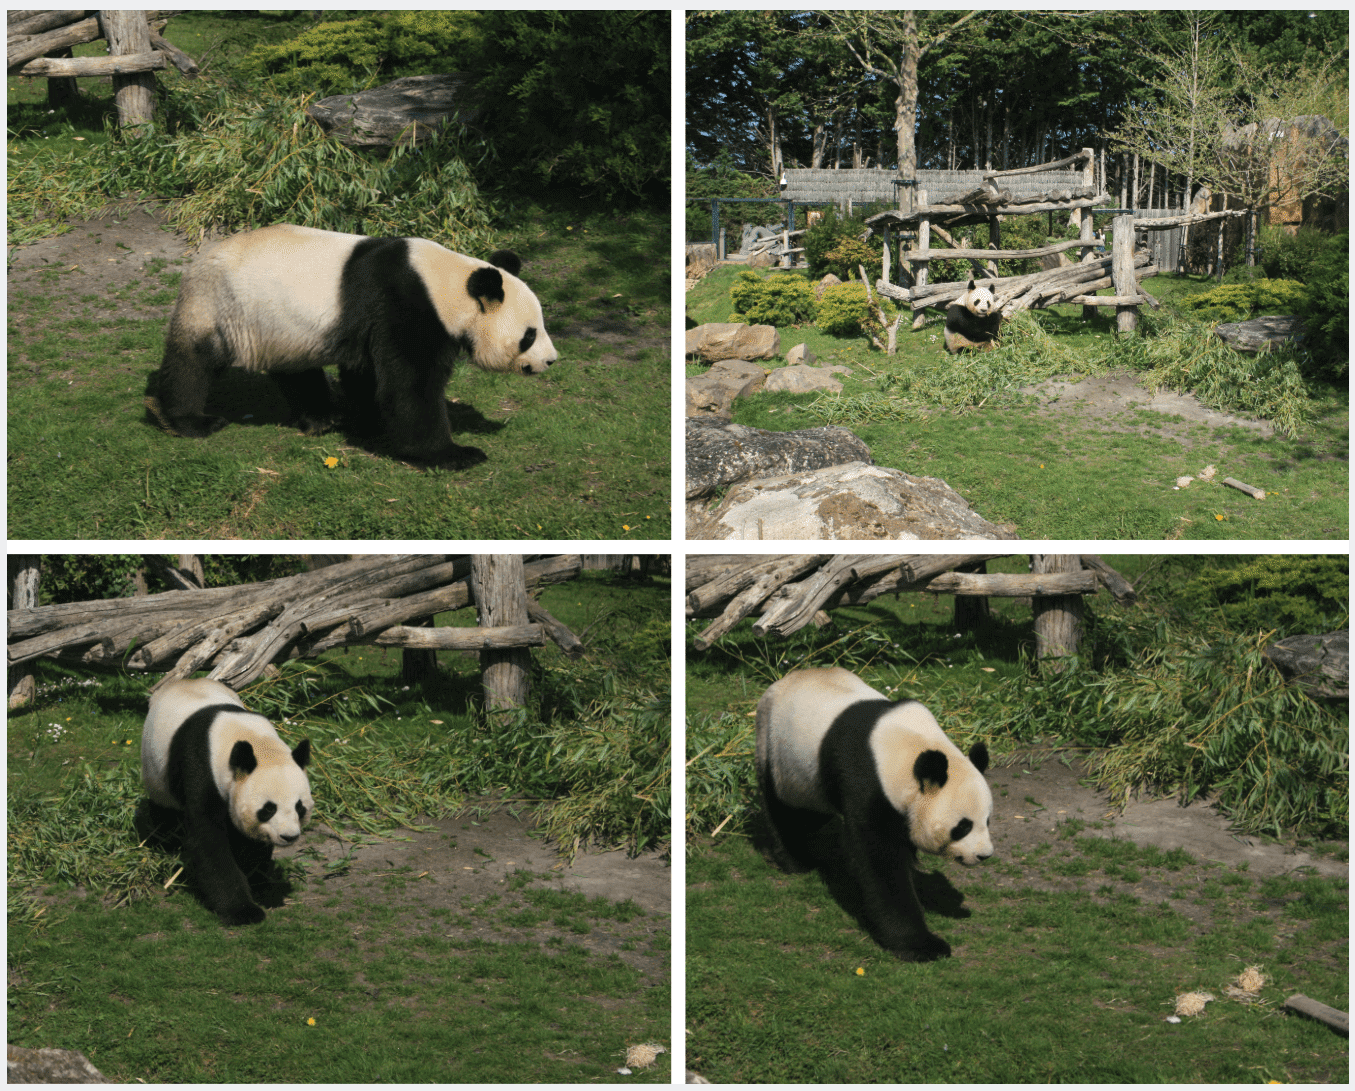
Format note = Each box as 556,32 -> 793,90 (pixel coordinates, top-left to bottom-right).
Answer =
217,902 -> 267,926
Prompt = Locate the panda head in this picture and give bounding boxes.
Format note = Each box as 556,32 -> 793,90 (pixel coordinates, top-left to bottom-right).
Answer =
960,279 -> 995,317
460,250 -> 558,375
908,741 -> 993,866
228,736 -> 314,847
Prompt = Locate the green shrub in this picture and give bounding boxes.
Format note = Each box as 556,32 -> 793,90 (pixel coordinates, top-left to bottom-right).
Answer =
1177,555 -> 1348,636
1177,278 -> 1308,323
241,11 -> 484,96
803,206 -> 871,279
821,237 -> 879,283
1257,224 -> 1336,283
815,281 -> 871,336
1295,233 -> 1348,380
728,270 -> 817,326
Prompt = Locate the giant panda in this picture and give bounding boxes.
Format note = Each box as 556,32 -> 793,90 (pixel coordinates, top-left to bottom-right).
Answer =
147,224 -> 557,466
943,279 -> 1003,354
755,667 -> 993,962
137,678 -> 313,926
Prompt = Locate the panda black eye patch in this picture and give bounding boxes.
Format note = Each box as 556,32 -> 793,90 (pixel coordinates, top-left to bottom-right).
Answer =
296,801 -> 307,820
519,327 -> 537,355
257,802 -> 277,823
950,817 -> 974,842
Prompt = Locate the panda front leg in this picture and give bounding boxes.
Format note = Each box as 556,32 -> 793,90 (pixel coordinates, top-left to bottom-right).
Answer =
182,811 -> 266,926
271,368 -> 339,436
843,800 -> 952,962
345,355 -> 486,467
150,331 -> 231,439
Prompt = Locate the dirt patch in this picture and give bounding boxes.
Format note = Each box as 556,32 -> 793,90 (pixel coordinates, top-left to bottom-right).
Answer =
1020,371 -> 1274,442
279,806 -> 670,977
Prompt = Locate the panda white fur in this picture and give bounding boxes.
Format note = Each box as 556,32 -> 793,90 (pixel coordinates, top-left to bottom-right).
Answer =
148,224 -> 557,466
138,678 -> 313,926
755,667 -> 993,962
943,279 -> 1003,354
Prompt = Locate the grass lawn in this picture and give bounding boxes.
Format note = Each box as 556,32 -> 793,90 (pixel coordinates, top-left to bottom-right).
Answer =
8,569 -> 672,1082
8,206 -> 669,540
688,265 -> 1346,540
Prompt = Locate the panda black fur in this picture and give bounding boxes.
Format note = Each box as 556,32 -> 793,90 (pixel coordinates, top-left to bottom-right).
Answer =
943,279 -> 1003,354
137,678 -> 313,926
148,224 -> 557,466
755,667 -> 993,962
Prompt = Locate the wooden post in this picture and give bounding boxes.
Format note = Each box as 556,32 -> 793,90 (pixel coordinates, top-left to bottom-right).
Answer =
1111,213 -> 1138,334
1079,149 -> 1098,324
951,559 -> 990,632
470,554 -> 530,712
8,557 -> 40,709
99,11 -> 155,131
911,190 -> 930,331
1030,555 -> 1083,671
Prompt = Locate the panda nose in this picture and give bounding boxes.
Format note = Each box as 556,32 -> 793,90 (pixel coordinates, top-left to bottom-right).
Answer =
976,852 -> 992,862
281,833 -> 299,845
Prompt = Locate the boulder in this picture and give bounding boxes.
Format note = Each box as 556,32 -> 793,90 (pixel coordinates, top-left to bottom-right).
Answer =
1264,630 -> 1348,699
688,461 -> 1018,541
1215,315 -> 1305,354
308,74 -> 475,150
686,418 -> 870,500
785,343 -> 817,367
814,273 -> 842,299
686,359 -> 766,417
686,243 -> 716,280
7,1046 -> 107,1083
762,364 -> 852,395
686,323 -> 780,363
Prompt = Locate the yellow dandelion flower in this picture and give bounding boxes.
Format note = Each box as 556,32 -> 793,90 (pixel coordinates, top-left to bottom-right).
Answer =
307,1017 -> 316,1026
856,967 -> 865,976
323,456 -> 338,469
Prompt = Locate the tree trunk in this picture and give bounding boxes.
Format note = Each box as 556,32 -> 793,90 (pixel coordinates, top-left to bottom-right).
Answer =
99,10 -> 155,131
470,555 -> 531,713
893,10 -> 918,214
1030,555 -> 1084,671
8,557 -> 40,709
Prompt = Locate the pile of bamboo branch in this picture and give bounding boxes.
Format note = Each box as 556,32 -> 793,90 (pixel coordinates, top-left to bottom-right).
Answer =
8,555 -> 583,691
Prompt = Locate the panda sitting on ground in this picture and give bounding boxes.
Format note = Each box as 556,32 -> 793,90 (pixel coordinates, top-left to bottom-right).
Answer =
755,667 -> 994,962
136,678 -> 313,926
146,224 -> 557,467
943,278 -> 1004,354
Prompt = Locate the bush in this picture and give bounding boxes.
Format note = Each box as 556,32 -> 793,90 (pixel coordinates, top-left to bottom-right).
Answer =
815,281 -> 871,336
1177,279 -> 1308,323
1294,233 -> 1348,380
1177,555 -> 1348,636
1257,224 -> 1337,282
803,206 -> 872,279
728,270 -> 817,326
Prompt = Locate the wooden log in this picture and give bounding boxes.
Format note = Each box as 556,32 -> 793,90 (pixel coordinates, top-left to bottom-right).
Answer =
148,27 -> 196,77
867,195 -> 1110,227
7,13 -> 101,68
1111,213 -> 1138,333
687,554 -> 826,614
1030,555 -> 1084,668
526,598 -> 583,659
371,623 -> 544,651
1223,477 -> 1266,500
13,50 -> 165,76
8,11 -> 93,39
471,555 -> 531,712
986,149 -> 1091,177
1079,555 -> 1137,605
100,10 -> 156,129
1131,209 -> 1248,230
8,556 -> 40,710
1283,994 -> 1348,1034
906,236 -> 1091,262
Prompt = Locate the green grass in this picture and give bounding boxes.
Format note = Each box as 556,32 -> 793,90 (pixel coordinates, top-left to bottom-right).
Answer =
8,206 -> 669,539
9,871 -> 668,1083
688,265 -> 1347,540
688,832 -> 1347,1083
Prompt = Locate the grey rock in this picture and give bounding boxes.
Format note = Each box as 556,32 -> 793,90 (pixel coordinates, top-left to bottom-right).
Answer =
686,323 -> 780,364
308,74 -> 474,150
785,343 -> 817,366
762,364 -> 851,395
685,418 -> 870,500
1215,315 -> 1305,354
686,243 -> 716,279
688,461 -> 1018,541
686,359 -> 766,417
7,1046 -> 107,1083
1264,630 -> 1348,698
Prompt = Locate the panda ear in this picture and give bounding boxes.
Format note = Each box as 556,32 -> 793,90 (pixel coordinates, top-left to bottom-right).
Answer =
967,279 -> 977,291
488,249 -> 521,278
968,740 -> 989,775
291,738 -> 311,770
229,740 -> 258,776
466,265 -> 506,313
913,748 -> 950,791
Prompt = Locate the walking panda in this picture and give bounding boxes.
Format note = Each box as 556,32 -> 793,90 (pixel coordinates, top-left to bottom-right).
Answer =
755,667 -> 994,961
147,224 -> 557,466
943,279 -> 1003,354
137,679 -> 313,926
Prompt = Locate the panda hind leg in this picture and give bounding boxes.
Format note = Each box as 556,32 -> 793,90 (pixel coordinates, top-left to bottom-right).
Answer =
761,788 -> 831,872
272,369 -> 338,435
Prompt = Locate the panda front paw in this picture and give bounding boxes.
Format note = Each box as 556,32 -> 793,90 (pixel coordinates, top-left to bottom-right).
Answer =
892,933 -> 952,962
217,901 -> 267,926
